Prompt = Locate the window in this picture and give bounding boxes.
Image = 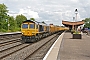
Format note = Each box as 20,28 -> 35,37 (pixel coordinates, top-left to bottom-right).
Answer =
36,25 -> 38,29
30,24 -> 34,29
22,24 -> 28,28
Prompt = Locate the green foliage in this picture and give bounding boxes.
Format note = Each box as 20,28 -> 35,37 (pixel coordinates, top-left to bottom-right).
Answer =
0,3 -> 27,32
0,3 -> 9,31
0,3 -> 8,17
84,18 -> 90,28
30,18 -> 35,21
8,16 -> 17,31
71,29 -> 81,34
71,30 -> 75,33
0,28 -> 7,32
42,21 -> 46,24
15,14 -> 27,28
73,31 -> 80,34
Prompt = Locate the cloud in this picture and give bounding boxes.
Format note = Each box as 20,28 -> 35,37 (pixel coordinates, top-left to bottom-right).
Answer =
71,0 -> 79,2
8,11 -> 17,17
2,0 -> 90,25
18,8 -> 39,19
8,7 -> 39,19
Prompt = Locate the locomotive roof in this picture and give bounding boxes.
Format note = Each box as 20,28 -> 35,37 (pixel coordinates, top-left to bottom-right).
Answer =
23,20 -> 35,23
22,20 -> 48,26
38,22 -> 47,25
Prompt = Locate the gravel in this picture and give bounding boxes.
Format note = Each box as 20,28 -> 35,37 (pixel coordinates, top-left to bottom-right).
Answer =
0,38 -> 20,44
1,34 -> 56,60
0,42 -> 22,52
0,44 -> 29,59
26,34 -> 59,60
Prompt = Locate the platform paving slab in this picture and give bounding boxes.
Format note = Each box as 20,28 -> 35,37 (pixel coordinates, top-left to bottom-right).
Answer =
58,32 -> 90,60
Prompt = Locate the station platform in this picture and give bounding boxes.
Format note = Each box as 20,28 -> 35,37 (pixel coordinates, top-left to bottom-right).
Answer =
43,32 -> 90,60
0,32 -> 21,35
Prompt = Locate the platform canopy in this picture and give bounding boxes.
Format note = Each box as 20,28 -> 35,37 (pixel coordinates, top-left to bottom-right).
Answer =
62,20 -> 84,30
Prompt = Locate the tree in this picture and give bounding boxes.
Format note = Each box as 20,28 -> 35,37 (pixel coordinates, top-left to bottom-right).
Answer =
0,3 -> 8,21
0,3 -> 9,32
42,21 -> 46,24
84,18 -> 90,28
15,14 -> 27,28
8,16 -> 18,31
30,18 -> 35,21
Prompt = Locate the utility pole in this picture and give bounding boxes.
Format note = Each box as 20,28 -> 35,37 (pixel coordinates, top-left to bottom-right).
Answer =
8,15 -> 10,32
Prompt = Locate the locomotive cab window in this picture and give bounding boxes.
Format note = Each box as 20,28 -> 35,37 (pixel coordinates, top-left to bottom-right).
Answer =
39,25 -> 44,32
30,24 -> 35,29
36,25 -> 38,29
22,24 -> 28,29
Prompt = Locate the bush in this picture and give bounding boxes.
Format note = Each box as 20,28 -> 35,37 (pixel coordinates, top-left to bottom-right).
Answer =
71,30 -> 75,34
73,31 -> 81,34
0,29 -> 7,32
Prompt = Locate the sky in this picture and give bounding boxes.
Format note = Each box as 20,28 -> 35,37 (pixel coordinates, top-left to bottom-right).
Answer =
0,0 -> 90,26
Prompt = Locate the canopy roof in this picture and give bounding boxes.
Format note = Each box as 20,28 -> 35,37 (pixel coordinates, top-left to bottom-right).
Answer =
62,20 -> 84,26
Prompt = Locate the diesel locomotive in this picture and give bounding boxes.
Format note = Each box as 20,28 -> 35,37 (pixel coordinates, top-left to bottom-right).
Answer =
21,20 -> 68,43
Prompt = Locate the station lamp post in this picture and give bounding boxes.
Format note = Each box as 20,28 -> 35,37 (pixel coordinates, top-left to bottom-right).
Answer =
72,17 -> 75,30
73,17 -> 75,22
75,9 -> 78,21
75,9 -> 78,31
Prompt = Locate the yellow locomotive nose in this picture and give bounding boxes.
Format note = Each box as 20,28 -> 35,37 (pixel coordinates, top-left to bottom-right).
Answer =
23,30 -> 31,36
22,29 -> 36,36
27,31 -> 30,35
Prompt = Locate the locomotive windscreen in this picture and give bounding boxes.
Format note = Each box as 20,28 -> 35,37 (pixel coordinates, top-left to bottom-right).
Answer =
22,24 -> 28,29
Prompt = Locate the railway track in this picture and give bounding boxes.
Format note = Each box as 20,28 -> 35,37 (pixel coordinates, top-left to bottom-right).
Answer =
0,38 -> 21,47
25,32 -> 61,60
0,31 -> 63,60
0,43 -> 31,59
